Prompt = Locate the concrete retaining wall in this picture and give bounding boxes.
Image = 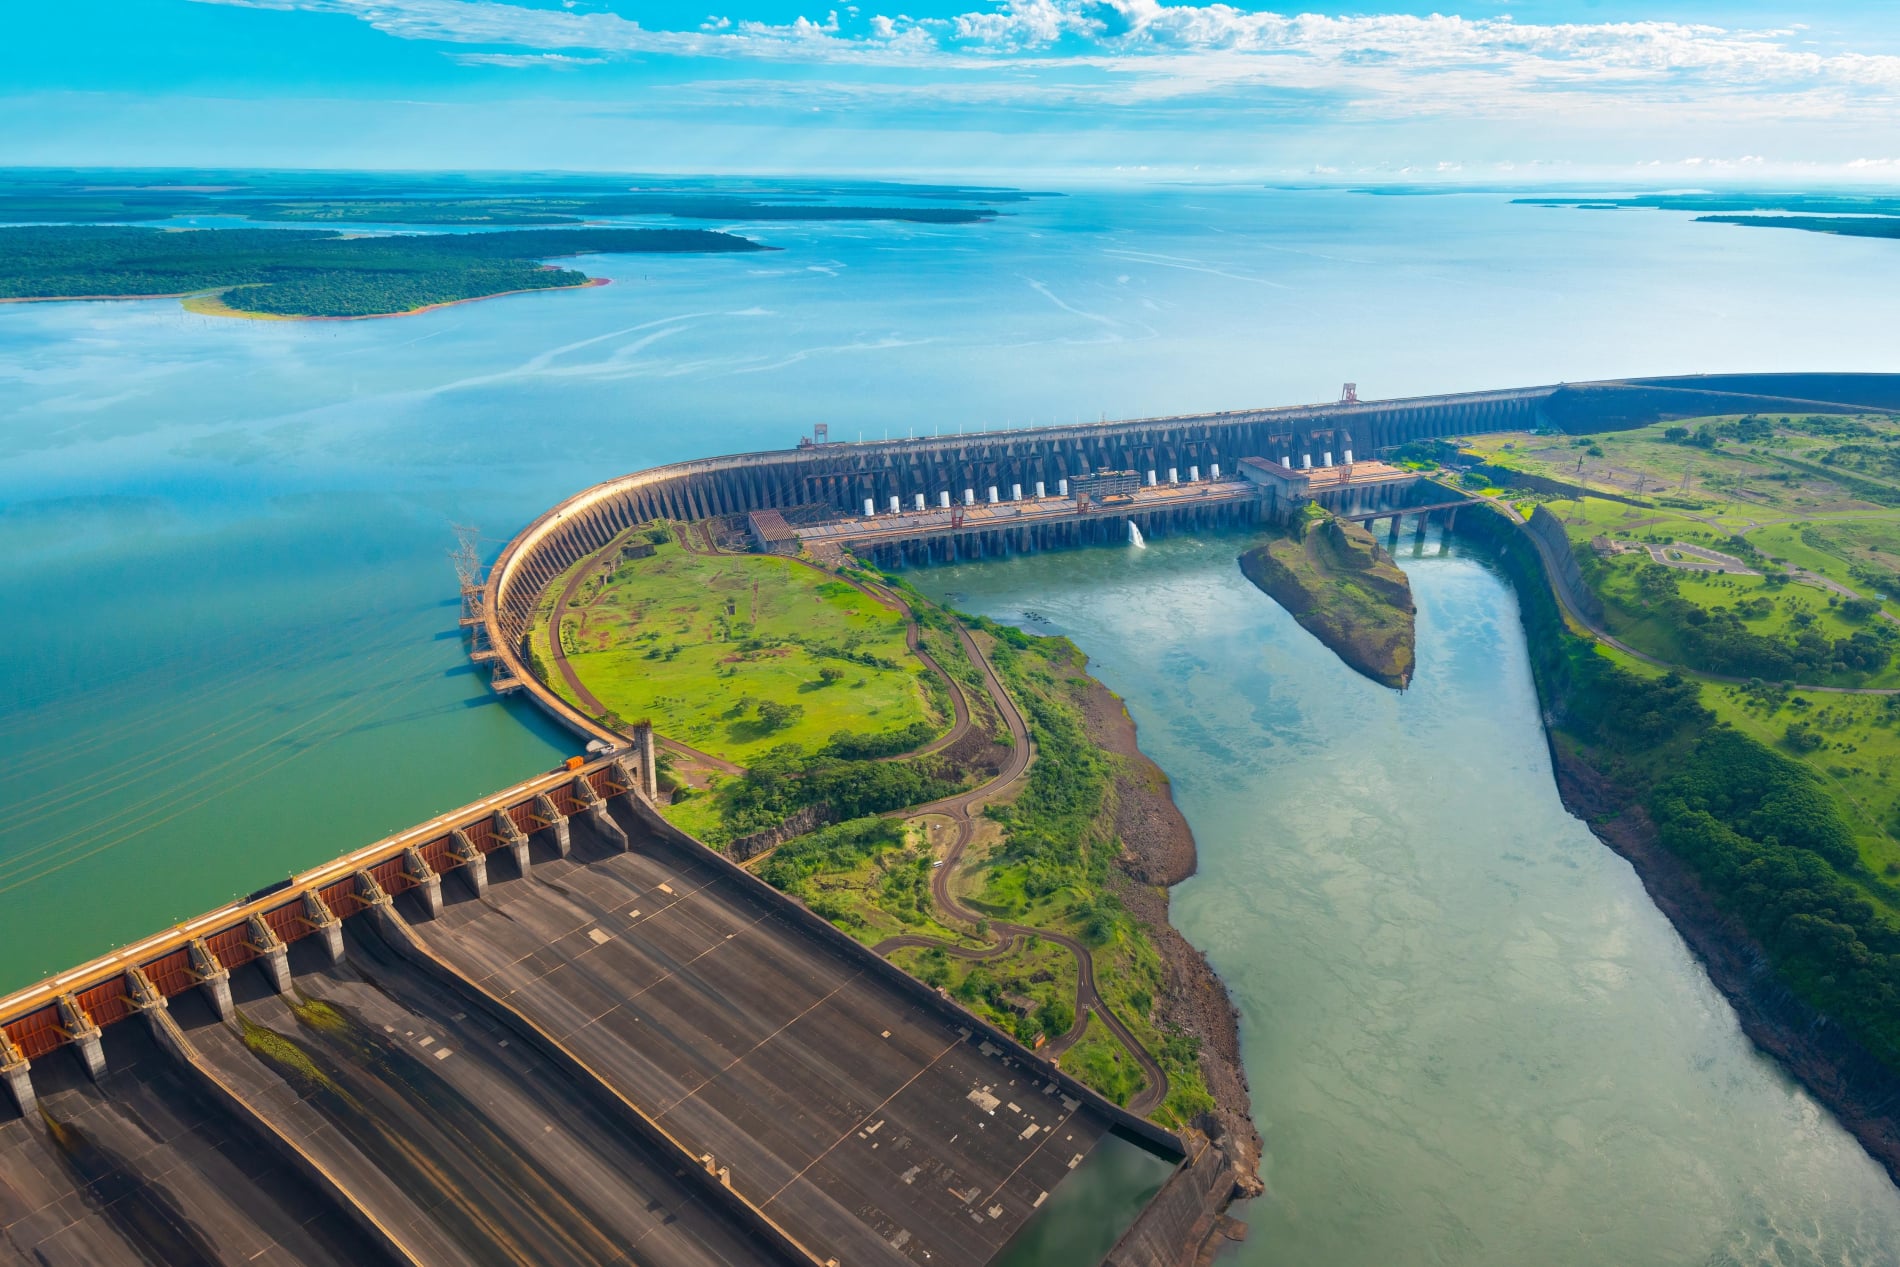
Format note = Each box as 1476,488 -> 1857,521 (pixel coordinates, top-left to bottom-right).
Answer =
1525,505 -> 1605,622
1101,1139 -> 1238,1267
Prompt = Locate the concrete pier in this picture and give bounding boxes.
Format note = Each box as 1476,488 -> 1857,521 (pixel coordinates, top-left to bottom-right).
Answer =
571,772 -> 628,849
534,792 -> 571,857
303,889 -> 344,963
249,913 -> 292,993
187,936 -> 233,1022
493,808 -> 531,876
449,828 -> 488,898
401,847 -> 442,919
56,993 -> 104,1082
0,1031 -> 31,1117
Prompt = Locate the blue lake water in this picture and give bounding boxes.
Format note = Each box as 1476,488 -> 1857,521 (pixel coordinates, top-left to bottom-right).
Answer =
3,184 -> 1900,1260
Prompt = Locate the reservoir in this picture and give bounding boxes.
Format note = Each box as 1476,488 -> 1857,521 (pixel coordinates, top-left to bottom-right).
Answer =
918,533 -> 1900,1265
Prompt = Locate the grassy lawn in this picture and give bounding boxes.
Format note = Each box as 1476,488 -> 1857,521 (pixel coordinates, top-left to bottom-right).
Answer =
890,937 -> 1079,1046
1461,414 -> 1899,529
1490,414 -> 1900,692
1700,684 -> 1900,888
1580,548 -> 1900,688
1751,519 -> 1900,621
536,537 -> 940,765
1059,1015 -> 1149,1109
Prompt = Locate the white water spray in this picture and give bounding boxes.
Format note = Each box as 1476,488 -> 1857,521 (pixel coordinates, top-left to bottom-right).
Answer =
1128,521 -> 1146,548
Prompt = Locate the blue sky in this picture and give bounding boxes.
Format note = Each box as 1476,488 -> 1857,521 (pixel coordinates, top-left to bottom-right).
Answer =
6,0 -> 1899,179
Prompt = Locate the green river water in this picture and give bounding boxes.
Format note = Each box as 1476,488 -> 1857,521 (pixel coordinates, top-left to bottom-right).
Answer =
921,530 -> 1900,1267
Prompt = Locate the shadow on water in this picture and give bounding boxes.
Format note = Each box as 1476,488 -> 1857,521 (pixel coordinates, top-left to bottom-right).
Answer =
992,1130 -> 1178,1267
42,1111 -> 222,1267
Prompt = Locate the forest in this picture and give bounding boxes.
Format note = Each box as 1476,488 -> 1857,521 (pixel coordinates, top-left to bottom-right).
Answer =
0,170 -> 1014,226
0,225 -> 766,317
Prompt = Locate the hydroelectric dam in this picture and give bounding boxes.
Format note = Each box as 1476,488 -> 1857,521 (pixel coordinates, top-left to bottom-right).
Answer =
5,371 -> 1900,1267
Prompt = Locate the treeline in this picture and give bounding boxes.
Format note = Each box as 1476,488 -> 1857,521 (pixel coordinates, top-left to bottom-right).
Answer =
1464,505 -> 1900,1071
1698,216 -> 1900,241
0,190 -> 998,227
694,741 -> 964,845
756,816 -> 907,894
0,225 -> 765,317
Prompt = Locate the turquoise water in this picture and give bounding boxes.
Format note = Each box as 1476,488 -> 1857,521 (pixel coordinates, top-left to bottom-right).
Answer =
4,182 -> 1900,1256
918,533 -> 1900,1266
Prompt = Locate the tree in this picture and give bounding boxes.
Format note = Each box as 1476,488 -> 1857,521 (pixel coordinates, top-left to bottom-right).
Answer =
756,699 -> 804,731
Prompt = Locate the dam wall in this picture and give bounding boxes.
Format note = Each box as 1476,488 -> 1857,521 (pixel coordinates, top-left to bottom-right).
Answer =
478,382 -> 1560,656
482,373 -> 1900,652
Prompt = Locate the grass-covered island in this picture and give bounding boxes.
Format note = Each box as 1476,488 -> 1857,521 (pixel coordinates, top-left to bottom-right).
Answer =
529,524 -> 1262,1196
0,225 -> 767,318
1238,505 -> 1417,689
1430,411 -> 1900,1182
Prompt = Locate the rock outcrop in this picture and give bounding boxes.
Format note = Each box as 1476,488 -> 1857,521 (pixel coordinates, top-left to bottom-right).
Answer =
1238,511 -> 1417,689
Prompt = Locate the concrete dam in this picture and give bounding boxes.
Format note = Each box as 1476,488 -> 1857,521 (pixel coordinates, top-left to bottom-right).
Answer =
6,370 -> 1900,1267
0,753 -> 1182,1266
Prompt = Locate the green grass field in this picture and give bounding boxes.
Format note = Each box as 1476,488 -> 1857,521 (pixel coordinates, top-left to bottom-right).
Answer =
535,537 -> 940,765
1475,412 -> 1900,690
1581,549 -> 1900,688
1462,413 -> 1900,529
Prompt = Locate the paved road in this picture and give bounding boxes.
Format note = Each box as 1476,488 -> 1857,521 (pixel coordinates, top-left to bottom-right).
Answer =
874,622 -> 1170,1115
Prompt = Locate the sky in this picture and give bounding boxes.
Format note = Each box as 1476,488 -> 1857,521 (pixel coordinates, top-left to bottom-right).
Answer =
6,0 -> 1900,180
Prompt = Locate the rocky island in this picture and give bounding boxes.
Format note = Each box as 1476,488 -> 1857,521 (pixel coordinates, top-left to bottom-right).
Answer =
1238,506 -> 1417,689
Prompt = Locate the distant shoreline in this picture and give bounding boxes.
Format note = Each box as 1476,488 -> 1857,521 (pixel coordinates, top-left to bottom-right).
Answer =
0,276 -> 612,321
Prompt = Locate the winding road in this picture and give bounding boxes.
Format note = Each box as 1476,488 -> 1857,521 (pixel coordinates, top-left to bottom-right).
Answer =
871,619 -> 1170,1115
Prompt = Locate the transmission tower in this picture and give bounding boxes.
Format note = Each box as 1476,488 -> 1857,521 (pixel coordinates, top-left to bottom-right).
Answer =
450,523 -> 501,675
450,522 -> 485,591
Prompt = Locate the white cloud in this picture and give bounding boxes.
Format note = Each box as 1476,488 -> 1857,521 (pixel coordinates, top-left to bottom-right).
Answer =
448,50 -> 607,66
190,0 -> 1900,122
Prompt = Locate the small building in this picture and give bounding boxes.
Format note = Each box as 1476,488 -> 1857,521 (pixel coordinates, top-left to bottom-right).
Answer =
1240,453 -> 1412,496
1072,470 -> 1141,500
746,509 -> 799,556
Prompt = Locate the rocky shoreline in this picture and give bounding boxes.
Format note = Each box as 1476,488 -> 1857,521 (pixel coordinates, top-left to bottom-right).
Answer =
1076,676 -> 1266,1195
1454,496 -> 1900,1192
1237,515 -> 1415,690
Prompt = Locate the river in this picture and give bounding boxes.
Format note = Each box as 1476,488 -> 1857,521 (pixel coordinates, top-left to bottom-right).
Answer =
918,532 -> 1900,1266
4,182 -> 1900,1259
